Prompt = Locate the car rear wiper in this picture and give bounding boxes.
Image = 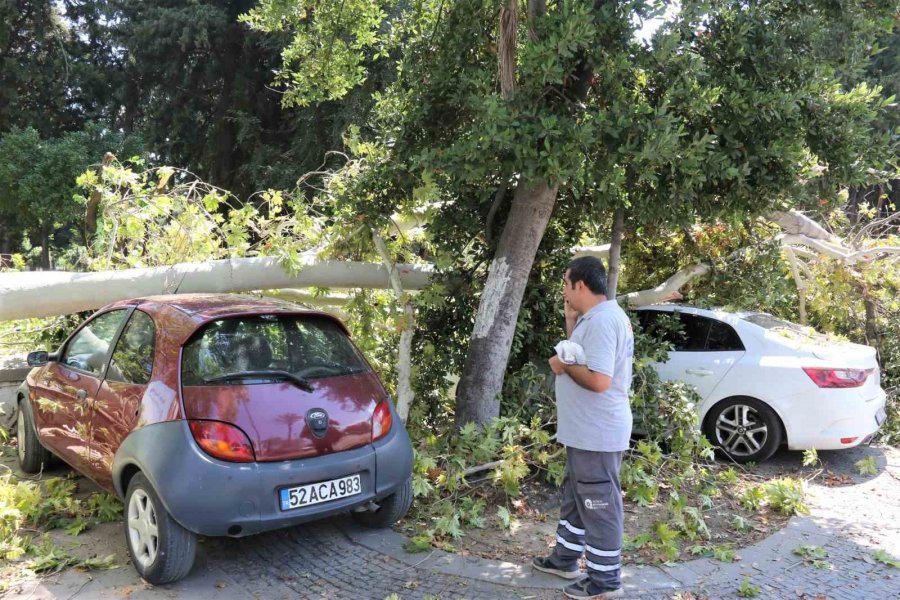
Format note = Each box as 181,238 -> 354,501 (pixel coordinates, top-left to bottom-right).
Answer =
204,370 -> 314,392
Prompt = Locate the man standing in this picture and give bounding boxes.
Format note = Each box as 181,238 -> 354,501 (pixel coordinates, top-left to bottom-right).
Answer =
532,256 -> 634,600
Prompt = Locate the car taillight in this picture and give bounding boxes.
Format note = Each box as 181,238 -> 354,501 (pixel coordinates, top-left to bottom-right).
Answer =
802,367 -> 873,389
189,420 -> 255,462
372,400 -> 393,441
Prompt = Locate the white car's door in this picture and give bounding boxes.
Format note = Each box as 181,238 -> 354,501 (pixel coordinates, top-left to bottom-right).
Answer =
640,310 -> 745,400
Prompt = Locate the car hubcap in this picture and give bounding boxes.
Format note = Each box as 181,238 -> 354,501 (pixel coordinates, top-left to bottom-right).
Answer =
715,404 -> 768,457
16,409 -> 26,463
128,490 -> 159,569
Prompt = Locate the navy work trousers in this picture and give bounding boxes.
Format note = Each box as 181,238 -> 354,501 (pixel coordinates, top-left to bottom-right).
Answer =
550,446 -> 625,590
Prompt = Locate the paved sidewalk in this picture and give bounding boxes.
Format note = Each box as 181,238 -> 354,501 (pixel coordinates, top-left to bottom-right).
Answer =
2,445 -> 898,600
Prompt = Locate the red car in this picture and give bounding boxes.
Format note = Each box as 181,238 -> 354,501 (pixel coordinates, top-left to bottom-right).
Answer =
16,294 -> 413,584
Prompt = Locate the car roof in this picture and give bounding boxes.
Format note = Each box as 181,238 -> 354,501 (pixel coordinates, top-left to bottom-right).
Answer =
104,293 -> 348,338
129,293 -> 304,317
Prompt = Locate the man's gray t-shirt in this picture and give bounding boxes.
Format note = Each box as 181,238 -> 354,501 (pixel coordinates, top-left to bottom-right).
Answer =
555,300 -> 634,452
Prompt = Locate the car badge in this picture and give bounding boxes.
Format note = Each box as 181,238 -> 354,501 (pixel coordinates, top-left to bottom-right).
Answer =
306,408 -> 329,438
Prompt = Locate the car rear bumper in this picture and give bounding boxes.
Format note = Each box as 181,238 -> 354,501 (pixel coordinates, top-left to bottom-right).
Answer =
112,413 -> 413,537
785,387 -> 887,451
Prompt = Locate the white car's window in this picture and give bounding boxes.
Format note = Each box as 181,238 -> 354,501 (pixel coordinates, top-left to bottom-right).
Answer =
706,319 -> 744,351
181,315 -> 369,386
638,310 -> 743,352
62,310 -> 127,376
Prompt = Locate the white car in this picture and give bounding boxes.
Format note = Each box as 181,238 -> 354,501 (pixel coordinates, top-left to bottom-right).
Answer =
636,305 -> 888,463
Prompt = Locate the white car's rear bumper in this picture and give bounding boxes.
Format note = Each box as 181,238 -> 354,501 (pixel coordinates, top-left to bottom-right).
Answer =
785,387 -> 887,451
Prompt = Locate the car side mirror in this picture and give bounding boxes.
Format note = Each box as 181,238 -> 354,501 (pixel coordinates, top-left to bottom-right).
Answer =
27,351 -> 51,366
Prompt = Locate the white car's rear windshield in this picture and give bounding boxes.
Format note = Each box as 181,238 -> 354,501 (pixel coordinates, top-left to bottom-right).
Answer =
740,312 -> 833,342
181,315 -> 369,386
739,313 -> 805,331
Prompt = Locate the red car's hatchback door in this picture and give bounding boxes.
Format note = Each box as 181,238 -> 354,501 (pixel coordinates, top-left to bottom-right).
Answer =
180,314 -> 381,461
31,309 -> 128,474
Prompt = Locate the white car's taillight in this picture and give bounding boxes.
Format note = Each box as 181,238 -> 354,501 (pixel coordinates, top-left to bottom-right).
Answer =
802,367 -> 873,388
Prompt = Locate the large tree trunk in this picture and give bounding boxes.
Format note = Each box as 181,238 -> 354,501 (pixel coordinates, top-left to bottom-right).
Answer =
0,256 -> 432,321
454,180 -> 558,427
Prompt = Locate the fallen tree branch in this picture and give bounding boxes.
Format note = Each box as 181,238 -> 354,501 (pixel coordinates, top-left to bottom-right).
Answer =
621,263 -> 711,307
372,232 -> 416,423
0,256 -> 433,322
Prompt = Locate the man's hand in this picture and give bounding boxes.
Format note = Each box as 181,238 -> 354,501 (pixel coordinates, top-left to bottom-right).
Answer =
548,355 -> 566,375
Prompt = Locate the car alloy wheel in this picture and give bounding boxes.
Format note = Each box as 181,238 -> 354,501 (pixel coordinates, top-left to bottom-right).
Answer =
127,489 -> 159,570
705,397 -> 782,463
124,473 -> 196,584
715,404 -> 768,458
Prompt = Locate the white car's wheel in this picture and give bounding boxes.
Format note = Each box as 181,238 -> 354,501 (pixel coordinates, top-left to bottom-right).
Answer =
704,397 -> 782,463
124,473 -> 196,584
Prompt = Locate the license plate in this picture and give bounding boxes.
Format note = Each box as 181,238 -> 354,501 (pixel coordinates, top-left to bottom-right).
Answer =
279,474 -> 361,511
875,407 -> 887,426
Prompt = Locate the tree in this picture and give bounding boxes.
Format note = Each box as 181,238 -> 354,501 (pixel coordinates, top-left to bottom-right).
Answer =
243,0 -> 898,426
0,1 -> 76,136
108,0 -> 386,198
0,126 -> 137,268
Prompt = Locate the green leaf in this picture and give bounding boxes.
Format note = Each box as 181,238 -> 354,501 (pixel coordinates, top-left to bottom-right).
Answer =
496,506 -> 512,529
873,550 -> 900,568
793,545 -> 827,560
855,456 -> 877,476
738,577 -> 760,598
64,516 -> 88,536
404,533 -> 434,553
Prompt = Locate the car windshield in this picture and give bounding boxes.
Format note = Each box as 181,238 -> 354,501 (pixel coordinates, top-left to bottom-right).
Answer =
181,315 -> 369,386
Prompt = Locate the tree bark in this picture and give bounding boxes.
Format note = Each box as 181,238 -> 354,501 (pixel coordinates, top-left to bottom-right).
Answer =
454,180 -> 558,427
606,207 -> 625,299
372,231 -> 415,423
84,152 -> 116,245
40,223 -> 50,270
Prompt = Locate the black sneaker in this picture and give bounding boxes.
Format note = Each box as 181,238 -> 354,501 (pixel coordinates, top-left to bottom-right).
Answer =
562,578 -> 624,599
530,556 -> 582,580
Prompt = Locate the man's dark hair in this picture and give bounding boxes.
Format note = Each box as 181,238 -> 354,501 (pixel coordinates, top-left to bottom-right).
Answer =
566,256 -> 608,296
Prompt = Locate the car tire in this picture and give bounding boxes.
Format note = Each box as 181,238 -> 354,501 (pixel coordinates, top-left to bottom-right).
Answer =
352,476 -> 413,529
124,473 -> 197,584
703,397 -> 782,464
16,398 -> 52,474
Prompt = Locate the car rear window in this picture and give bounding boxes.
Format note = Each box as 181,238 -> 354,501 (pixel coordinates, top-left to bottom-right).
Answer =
181,315 -> 369,386
739,312 -> 806,332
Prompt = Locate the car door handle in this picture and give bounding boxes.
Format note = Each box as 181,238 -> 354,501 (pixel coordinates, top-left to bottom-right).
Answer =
75,389 -> 89,401
685,368 -> 714,376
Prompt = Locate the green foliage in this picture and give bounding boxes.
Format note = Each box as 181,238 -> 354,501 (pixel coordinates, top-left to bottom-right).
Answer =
738,577 -> 761,598
802,449 -> 820,467
731,515 -> 754,534
0,125 -> 140,268
0,472 -> 122,573
764,478 -> 809,516
873,549 -> 900,568
404,415 -> 563,547
740,486 -> 767,512
794,544 -> 828,559
855,456 -> 878,476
